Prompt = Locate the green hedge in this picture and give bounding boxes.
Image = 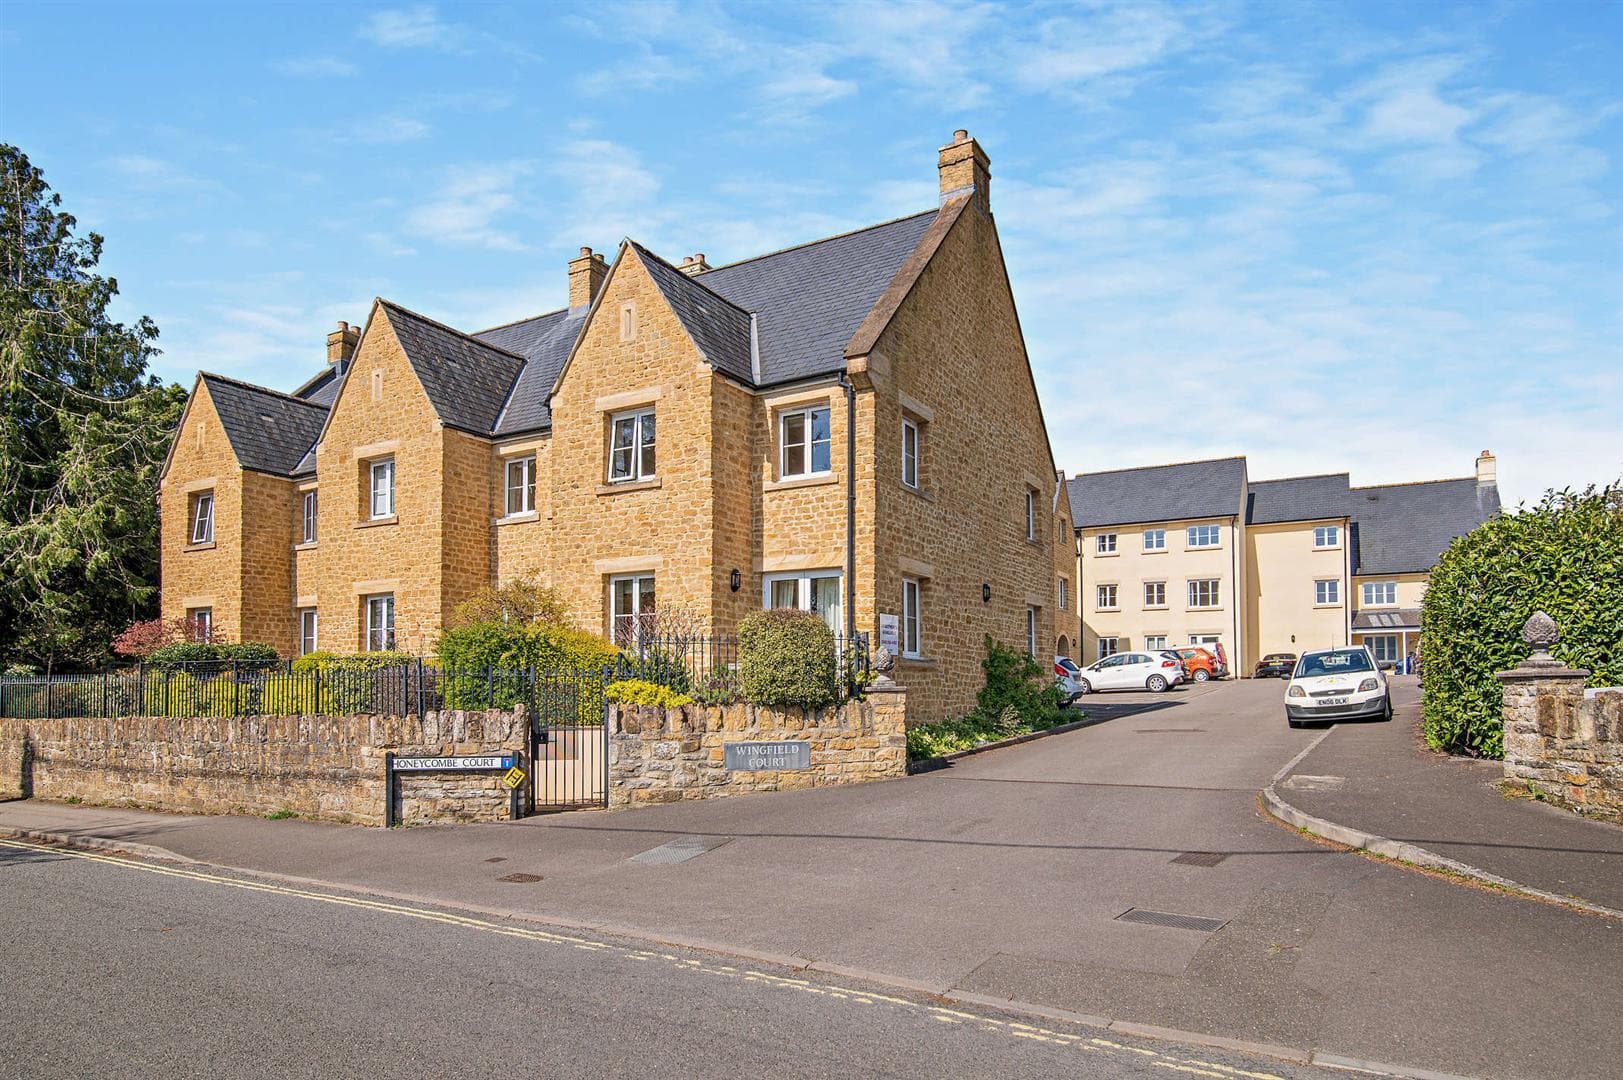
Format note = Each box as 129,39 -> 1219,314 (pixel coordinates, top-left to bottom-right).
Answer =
738,610 -> 837,708
605,679 -> 695,708
436,622 -> 618,673
147,641 -> 279,668
1421,484 -> 1623,758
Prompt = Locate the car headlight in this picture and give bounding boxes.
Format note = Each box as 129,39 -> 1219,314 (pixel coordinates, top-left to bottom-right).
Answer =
1358,678 -> 1379,692
1287,685 -> 1306,698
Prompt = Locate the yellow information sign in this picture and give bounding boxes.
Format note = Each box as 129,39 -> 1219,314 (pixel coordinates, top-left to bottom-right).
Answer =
502,766 -> 526,790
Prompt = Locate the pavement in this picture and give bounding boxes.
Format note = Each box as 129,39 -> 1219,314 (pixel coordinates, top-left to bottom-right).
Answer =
3,678 -> 1621,1079
1270,675 -> 1623,912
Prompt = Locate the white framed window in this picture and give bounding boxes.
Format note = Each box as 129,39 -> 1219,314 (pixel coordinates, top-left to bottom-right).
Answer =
364,594 -> 395,651
901,577 -> 922,658
1143,528 -> 1166,551
1314,525 -> 1340,549
1367,635 -> 1400,663
1058,577 -> 1069,611
901,417 -> 920,489
1144,581 -> 1166,608
610,573 -> 656,646
369,458 -> 395,519
1145,634 -> 1167,651
1025,490 -> 1037,541
300,490 -> 317,544
1315,579 -> 1340,605
298,608 -> 318,655
1098,636 -> 1120,659
1188,579 -> 1220,608
505,455 -> 536,516
190,492 -> 214,544
1096,584 -> 1118,610
187,607 -> 212,642
1026,606 -> 1038,658
1187,524 -> 1220,548
1096,532 -> 1117,554
764,569 -> 843,635
779,405 -> 831,479
609,408 -> 656,483
1362,581 -> 1397,606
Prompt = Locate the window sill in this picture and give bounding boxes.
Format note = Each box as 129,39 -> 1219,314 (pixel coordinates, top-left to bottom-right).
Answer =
355,516 -> 398,529
1313,546 -> 1342,553
766,472 -> 836,492
1142,548 -> 1167,555
897,655 -> 937,668
495,512 -> 539,526
293,540 -> 317,552
1143,605 -> 1168,611
183,541 -> 216,552
1184,546 -> 1222,553
1095,607 -> 1121,614
1093,551 -> 1119,558
1186,606 -> 1224,613
1313,602 -> 1341,609
900,482 -> 935,502
597,478 -> 662,496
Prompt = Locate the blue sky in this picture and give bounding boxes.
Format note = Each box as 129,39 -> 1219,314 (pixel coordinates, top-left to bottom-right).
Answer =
3,1 -> 1619,506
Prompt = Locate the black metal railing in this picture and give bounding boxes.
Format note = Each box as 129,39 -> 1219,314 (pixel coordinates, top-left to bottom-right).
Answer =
0,633 -> 871,721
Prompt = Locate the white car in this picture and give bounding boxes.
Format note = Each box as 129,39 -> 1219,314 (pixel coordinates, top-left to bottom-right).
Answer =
1054,656 -> 1085,701
1073,651 -> 1185,694
1285,646 -> 1391,727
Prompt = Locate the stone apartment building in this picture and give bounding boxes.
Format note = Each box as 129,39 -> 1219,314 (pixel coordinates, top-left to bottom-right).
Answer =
157,131 -> 1065,722
1066,452 -> 1500,672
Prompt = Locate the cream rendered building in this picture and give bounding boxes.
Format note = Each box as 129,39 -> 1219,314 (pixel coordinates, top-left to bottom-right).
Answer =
1069,454 -> 1499,673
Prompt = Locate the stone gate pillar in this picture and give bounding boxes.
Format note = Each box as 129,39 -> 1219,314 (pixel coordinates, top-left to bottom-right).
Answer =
1496,611 -> 1590,799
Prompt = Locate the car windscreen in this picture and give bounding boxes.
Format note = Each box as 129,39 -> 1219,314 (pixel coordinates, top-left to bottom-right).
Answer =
1294,651 -> 1373,677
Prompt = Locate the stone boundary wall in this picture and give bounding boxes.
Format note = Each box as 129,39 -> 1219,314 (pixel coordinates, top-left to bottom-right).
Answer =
0,709 -> 529,826
607,685 -> 907,808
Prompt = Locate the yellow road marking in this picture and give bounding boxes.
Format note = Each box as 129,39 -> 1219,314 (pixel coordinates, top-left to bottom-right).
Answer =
1154,1063 -> 1228,1078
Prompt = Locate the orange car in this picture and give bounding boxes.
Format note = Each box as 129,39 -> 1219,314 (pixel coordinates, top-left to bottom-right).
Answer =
1170,646 -> 1226,682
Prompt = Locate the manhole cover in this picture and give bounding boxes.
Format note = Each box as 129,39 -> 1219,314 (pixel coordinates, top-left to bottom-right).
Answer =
485,856 -> 507,863
1115,908 -> 1227,932
1170,851 -> 1229,867
496,873 -> 543,883
630,835 -> 734,865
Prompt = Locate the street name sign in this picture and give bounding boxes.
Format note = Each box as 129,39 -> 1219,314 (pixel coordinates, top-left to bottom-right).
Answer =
392,755 -> 513,771
723,740 -> 811,771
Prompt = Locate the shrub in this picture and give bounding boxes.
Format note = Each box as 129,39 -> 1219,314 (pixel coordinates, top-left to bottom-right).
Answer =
1421,483 -> 1622,758
255,674 -> 334,716
111,618 -> 176,659
450,576 -> 570,629
147,642 -> 225,668
737,610 -> 837,708
218,642 -> 279,665
290,650 -> 336,675
690,666 -> 742,706
605,679 -> 695,708
974,636 -> 1066,727
436,622 -> 618,673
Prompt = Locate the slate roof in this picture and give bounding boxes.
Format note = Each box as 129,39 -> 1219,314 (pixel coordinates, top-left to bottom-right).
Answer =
631,243 -> 754,383
1066,458 -> 1246,529
696,209 -> 937,385
1247,473 -> 1351,524
1349,478 -> 1500,575
193,208 -> 944,464
199,374 -> 328,477
1352,608 -> 1423,630
380,301 -> 526,435
474,306 -> 587,435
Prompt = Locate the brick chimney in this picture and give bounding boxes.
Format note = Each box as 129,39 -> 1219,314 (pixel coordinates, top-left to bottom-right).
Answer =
678,253 -> 711,277
938,129 -> 990,215
568,246 -> 608,309
326,320 -> 360,369
1476,449 -> 1497,489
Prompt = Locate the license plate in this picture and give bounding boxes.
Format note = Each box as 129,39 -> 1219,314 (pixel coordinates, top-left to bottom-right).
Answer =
1319,697 -> 1348,706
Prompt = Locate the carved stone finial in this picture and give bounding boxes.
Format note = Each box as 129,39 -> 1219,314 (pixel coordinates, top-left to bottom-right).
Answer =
1522,611 -> 1559,659
873,646 -> 895,675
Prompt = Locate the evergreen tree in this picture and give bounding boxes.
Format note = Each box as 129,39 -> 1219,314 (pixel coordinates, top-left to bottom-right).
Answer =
0,144 -> 186,673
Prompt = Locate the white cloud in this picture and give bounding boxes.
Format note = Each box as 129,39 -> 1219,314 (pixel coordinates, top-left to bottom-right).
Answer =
356,115 -> 432,143
404,162 -> 534,251
359,5 -> 447,48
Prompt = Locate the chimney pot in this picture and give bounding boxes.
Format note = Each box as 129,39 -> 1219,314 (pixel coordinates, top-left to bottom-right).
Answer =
678,253 -> 712,277
1475,449 -> 1497,488
953,128 -> 969,143
326,319 -> 361,367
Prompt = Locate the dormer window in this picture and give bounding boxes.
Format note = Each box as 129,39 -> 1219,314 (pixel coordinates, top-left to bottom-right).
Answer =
609,408 -> 655,482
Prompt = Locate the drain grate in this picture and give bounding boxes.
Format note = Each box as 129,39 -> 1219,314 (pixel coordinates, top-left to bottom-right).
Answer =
630,835 -> 734,866
484,856 -> 507,863
1115,908 -> 1227,932
496,872 -> 543,883
1171,851 -> 1229,867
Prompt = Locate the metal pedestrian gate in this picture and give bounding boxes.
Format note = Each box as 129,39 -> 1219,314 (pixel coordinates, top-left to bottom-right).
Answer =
530,670 -> 610,811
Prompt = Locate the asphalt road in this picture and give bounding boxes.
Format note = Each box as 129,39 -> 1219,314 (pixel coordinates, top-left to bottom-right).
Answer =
0,840 -> 1330,1080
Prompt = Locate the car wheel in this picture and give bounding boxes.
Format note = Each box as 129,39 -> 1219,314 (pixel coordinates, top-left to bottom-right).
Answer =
1193,669 -> 1210,682
1147,675 -> 1168,693
1382,697 -> 1393,721
1075,679 -> 1092,695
